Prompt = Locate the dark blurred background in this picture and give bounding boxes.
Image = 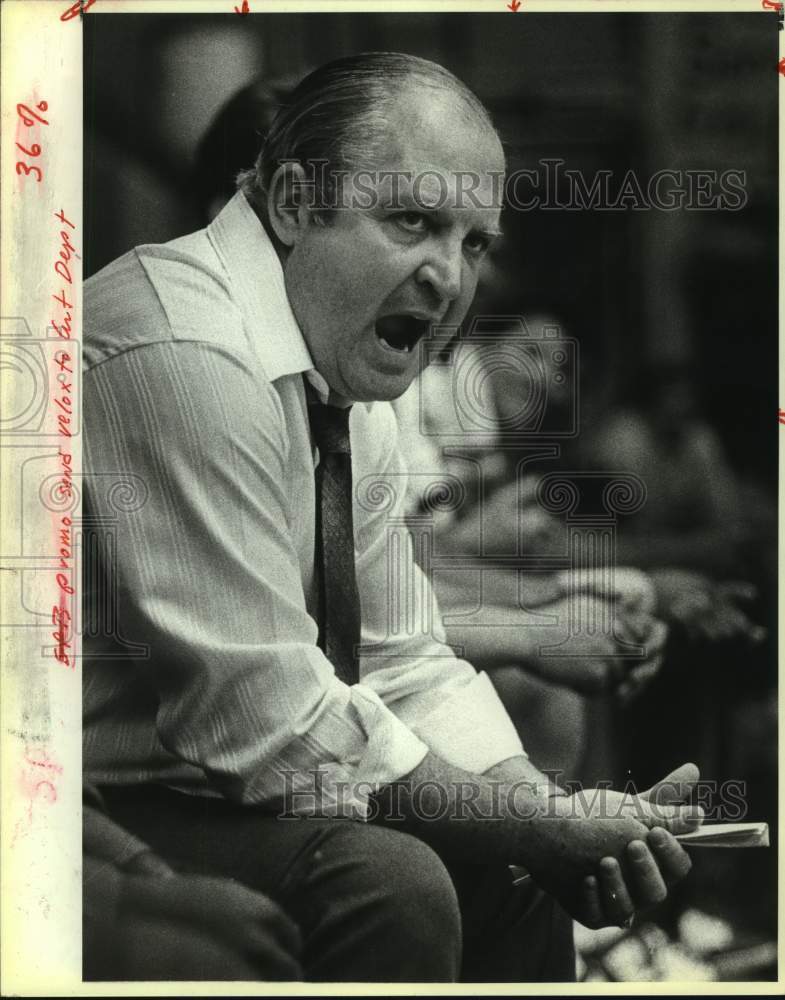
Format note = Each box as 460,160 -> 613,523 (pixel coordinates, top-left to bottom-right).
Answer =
84,11 -> 778,982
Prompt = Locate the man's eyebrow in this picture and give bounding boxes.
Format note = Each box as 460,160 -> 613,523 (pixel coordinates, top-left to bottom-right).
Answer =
414,201 -> 505,239
466,221 -> 504,243
476,223 -> 504,239
379,193 -> 504,239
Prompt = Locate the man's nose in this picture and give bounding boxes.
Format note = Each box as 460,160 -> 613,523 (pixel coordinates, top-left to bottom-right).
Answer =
415,238 -> 463,304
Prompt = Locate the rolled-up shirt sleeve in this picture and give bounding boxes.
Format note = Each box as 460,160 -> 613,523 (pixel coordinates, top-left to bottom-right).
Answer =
84,340 -> 428,818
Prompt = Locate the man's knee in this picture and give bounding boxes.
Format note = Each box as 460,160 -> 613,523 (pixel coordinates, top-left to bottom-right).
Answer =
366,827 -> 462,980
311,823 -> 461,980
378,827 -> 461,935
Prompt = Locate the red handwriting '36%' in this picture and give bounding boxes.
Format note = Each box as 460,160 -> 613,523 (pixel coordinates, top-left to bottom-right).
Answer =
16,101 -> 48,184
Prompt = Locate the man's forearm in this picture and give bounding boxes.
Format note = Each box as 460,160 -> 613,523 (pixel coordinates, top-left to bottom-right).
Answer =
441,615 -> 548,668
370,750 -> 558,865
483,754 -> 567,795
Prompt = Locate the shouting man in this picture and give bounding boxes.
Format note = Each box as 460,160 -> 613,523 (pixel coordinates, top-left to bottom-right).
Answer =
83,53 -> 701,982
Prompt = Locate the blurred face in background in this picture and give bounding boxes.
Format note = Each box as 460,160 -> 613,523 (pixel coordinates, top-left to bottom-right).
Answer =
271,83 -> 505,402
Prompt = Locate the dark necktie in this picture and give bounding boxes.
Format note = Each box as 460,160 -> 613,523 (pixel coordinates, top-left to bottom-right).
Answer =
306,392 -> 362,686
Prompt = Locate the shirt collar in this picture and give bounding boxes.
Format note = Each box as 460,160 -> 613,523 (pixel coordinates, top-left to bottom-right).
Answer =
207,191 -> 368,410
207,191 -> 316,386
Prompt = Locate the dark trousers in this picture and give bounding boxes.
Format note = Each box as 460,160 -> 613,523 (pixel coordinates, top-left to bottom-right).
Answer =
99,785 -> 576,983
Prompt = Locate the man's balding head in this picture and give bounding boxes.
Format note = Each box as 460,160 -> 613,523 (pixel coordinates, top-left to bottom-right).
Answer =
238,52 -> 503,215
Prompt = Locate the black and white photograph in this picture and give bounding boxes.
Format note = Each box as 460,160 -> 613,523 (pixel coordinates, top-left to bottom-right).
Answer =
0,1 -> 780,992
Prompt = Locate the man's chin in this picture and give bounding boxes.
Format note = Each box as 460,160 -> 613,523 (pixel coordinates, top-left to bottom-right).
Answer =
337,364 -> 420,404
354,376 -> 419,404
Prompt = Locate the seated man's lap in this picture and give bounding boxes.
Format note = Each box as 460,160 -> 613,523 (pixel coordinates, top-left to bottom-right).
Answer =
99,784 -> 574,982
99,784 -> 460,980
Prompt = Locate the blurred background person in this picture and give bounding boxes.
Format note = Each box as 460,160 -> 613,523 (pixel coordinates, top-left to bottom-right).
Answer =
392,333 -> 667,780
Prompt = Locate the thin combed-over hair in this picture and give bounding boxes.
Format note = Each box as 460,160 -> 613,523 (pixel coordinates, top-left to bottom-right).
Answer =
236,51 -> 499,217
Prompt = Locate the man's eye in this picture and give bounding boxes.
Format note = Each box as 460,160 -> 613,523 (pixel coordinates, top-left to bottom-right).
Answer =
395,212 -> 429,233
464,234 -> 490,256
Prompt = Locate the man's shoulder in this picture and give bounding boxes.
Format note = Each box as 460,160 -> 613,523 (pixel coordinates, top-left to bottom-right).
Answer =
84,232 -> 248,372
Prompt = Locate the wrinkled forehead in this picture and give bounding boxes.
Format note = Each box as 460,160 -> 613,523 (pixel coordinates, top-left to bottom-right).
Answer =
366,85 -> 506,216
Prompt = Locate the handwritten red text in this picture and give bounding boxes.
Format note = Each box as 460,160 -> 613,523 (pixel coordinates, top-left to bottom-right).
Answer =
15,100 -> 48,185
13,745 -> 64,843
52,604 -> 73,669
50,208 -> 78,654
60,0 -> 99,21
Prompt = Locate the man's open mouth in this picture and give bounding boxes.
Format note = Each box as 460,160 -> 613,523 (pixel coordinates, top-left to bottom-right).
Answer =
374,314 -> 431,354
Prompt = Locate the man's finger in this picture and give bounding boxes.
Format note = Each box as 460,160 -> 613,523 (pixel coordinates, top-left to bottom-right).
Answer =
629,656 -> 663,679
614,610 -> 654,646
616,656 -> 663,704
717,581 -> 757,605
550,655 -> 616,694
597,857 -> 634,927
715,603 -> 766,644
706,608 -> 737,641
644,620 -> 669,657
579,874 -> 606,929
639,762 -> 700,803
647,826 -> 693,887
635,801 -> 704,835
625,658 -> 662,688
624,839 -> 667,908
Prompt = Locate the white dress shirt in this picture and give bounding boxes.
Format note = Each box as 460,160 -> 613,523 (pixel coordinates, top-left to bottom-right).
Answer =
83,191 -> 523,818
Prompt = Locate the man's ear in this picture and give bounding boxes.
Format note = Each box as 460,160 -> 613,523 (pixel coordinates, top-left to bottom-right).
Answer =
266,162 -> 313,248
